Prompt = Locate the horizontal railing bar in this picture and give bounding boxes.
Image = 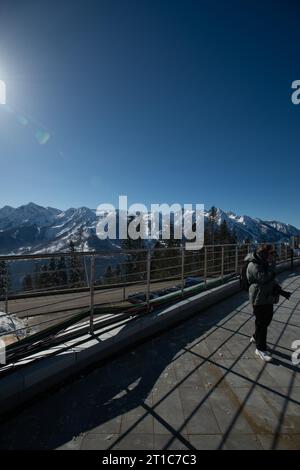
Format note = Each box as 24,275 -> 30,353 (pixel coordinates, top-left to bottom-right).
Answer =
0,243 -> 259,261
1,242 -> 296,263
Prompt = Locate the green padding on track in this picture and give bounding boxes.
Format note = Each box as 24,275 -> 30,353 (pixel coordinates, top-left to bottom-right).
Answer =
4,273 -> 236,363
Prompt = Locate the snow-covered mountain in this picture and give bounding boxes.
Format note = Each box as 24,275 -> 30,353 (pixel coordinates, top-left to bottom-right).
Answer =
0,203 -> 115,255
209,208 -> 300,243
0,203 -> 299,255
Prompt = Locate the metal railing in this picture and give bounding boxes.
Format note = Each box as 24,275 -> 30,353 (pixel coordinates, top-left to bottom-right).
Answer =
0,241 -> 299,342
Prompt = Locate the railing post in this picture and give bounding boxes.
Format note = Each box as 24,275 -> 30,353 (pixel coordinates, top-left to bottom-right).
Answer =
181,245 -> 185,297
83,254 -> 90,287
4,265 -> 8,314
146,249 -> 151,312
5,285 -> 8,314
235,245 -> 239,274
221,245 -> 224,282
204,246 -> 207,288
89,255 -> 95,335
278,244 -> 282,262
285,244 -> 288,261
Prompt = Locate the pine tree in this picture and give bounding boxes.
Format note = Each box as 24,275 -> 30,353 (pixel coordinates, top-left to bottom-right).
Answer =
219,220 -> 230,244
165,225 -> 181,278
230,229 -> 238,244
204,225 -> 211,245
23,274 -> 33,291
48,257 -> 58,288
151,240 -> 165,280
207,206 -> 219,275
151,223 -> 182,280
57,256 -> 68,287
121,215 -> 147,282
104,265 -> 113,284
38,264 -> 50,289
34,263 -> 40,291
208,206 -> 218,245
75,225 -> 85,250
114,264 -> 121,279
0,261 -> 9,298
68,240 -> 84,287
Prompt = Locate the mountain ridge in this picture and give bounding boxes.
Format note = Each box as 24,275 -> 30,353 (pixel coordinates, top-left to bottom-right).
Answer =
0,203 -> 299,255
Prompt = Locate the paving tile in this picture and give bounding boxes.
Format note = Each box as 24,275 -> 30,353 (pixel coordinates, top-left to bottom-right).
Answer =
222,433 -> 264,450
189,339 -> 211,358
172,353 -> 203,387
113,433 -> 154,450
81,433 -> 119,450
231,387 -> 285,435
179,385 -> 221,434
196,360 -> 227,389
51,433 -> 85,450
188,434 -> 223,450
87,414 -> 122,434
261,361 -> 300,387
154,434 -> 192,450
223,336 -> 252,359
1,268 -> 299,451
208,343 -> 236,360
238,358 -> 281,389
152,380 -> 187,435
204,330 -> 234,356
207,386 -> 254,434
214,359 -> 253,388
279,386 -> 300,402
120,406 -> 154,434
257,434 -> 300,450
258,387 -> 300,434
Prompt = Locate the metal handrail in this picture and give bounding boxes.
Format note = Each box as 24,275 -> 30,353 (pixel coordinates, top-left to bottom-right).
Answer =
1,241 -> 299,341
0,243 -> 252,261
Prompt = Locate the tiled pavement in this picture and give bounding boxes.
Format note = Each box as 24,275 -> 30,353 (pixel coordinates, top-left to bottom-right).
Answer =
0,269 -> 300,450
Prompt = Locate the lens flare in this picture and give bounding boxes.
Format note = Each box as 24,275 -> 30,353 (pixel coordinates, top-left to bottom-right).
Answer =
0,89 -> 51,146
35,129 -> 50,145
17,115 -> 29,126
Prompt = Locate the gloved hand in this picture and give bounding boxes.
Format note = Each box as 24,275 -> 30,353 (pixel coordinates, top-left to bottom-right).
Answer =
273,283 -> 292,300
281,290 -> 291,300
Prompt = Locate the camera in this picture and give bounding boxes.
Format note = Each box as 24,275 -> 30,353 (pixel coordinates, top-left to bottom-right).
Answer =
273,283 -> 292,300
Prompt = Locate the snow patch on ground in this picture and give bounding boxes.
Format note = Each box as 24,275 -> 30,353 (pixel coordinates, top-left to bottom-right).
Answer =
0,311 -> 29,338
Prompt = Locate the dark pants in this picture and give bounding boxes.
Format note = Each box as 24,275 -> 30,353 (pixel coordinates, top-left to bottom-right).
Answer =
253,304 -> 274,351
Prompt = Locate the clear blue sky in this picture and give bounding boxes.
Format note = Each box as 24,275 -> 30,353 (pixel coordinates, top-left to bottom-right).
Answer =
0,0 -> 299,226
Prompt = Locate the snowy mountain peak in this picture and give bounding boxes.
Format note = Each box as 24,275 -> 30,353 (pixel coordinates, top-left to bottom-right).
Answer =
0,203 -> 299,255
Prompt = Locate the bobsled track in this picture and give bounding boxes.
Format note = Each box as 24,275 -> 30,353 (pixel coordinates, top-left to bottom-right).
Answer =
0,243 -> 300,450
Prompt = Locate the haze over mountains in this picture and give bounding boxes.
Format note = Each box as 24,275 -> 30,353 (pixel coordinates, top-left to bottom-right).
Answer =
0,203 -> 299,255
